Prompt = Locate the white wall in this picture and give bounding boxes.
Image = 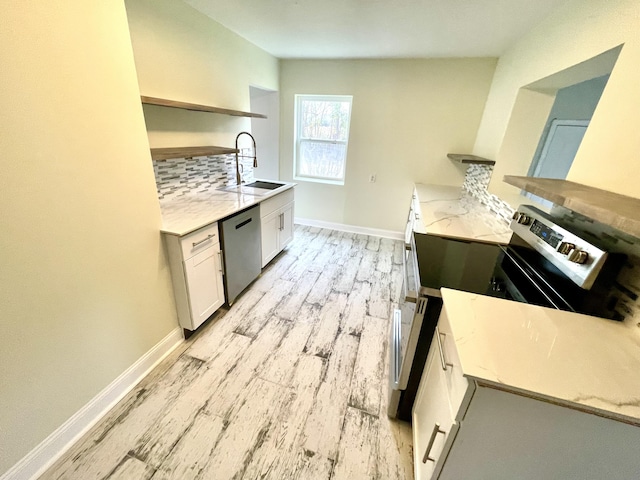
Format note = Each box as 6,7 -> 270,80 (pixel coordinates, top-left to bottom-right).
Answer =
0,1 -> 280,475
280,58 -> 497,232
125,0 -> 279,151
0,2 -> 177,474
474,0 -> 640,202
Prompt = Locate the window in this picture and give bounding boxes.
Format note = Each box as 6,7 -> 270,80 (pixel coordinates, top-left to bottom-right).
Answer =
294,94 -> 353,184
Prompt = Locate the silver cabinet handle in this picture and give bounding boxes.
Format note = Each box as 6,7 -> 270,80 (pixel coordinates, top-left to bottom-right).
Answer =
436,327 -> 453,371
192,234 -> 214,247
423,422 -> 446,463
279,212 -> 284,230
217,250 -> 225,275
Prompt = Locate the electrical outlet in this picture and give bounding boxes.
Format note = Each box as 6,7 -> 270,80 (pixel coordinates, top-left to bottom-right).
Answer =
369,173 -> 377,183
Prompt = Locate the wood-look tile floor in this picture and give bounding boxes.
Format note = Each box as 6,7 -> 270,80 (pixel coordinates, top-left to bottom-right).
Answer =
41,225 -> 414,480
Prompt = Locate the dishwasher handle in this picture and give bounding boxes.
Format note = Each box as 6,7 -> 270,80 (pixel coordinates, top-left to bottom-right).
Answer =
235,217 -> 253,230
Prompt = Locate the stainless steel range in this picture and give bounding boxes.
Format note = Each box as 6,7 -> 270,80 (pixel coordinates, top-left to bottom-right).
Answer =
388,202 -> 626,422
488,205 -> 625,319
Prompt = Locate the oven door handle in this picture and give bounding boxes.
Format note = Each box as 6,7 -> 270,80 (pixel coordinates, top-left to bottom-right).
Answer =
499,246 -> 565,310
402,239 -> 418,303
389,309 -> 402,390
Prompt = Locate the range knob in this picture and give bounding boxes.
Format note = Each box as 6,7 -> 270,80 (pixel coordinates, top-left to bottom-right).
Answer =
490,277 -> 505,293
567,249 -> 589,264
557,242 -> 576,255
512,212 -> 532,225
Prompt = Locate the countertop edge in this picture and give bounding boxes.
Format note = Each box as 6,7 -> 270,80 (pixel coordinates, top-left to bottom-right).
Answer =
470,378 -> 640,428
414,230 -> 511,246
160,182 -> 296,237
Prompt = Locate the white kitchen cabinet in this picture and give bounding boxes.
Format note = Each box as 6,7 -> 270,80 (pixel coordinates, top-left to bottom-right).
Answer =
164,222 -> 225,332
412,336 -> 457,480
413,309 -> 640,480
260,188 -> 294,267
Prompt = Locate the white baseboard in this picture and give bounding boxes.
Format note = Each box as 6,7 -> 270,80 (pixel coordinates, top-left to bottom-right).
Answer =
294,217 -> 403,240
1,327 -> 184,480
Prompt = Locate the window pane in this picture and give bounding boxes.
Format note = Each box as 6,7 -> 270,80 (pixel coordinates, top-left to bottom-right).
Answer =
294,94 -> 352,184
300,100 -> 351,142
299,140 -> 346,180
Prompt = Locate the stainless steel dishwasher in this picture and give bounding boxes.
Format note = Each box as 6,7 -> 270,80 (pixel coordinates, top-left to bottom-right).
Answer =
219,205 -> 261,305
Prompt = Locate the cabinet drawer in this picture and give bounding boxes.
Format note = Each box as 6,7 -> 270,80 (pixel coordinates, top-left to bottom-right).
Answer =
436,308 -> 468,418
180,223 -> 219,259
260,188 -> 294,217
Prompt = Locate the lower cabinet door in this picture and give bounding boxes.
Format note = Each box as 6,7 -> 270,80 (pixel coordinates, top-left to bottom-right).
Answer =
413,336 -> 455,480
279,202 -> 294,249
183,244 -> 224,330
261,209 -> 280,267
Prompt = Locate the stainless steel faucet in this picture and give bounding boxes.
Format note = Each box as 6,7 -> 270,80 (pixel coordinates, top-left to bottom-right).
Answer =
235,131 -> 257,184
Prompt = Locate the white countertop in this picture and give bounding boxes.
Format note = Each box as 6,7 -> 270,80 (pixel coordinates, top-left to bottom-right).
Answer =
441,288 -> 640,424
159,182 -> 296,236
413,184 -> 512,245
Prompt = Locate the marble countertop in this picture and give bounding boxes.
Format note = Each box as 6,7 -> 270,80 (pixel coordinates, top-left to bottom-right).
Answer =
413,184 -> 512,245
441,288 -> 640,424
159,182 -> 296,236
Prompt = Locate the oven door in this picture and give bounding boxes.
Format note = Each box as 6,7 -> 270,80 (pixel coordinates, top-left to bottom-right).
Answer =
388,233 -> 428,416
489,246 -> 575,311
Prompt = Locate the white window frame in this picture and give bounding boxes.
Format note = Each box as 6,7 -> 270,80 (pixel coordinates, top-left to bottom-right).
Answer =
293,94 -> 353,185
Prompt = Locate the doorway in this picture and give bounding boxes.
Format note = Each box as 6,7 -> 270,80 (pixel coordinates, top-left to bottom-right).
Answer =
530,119 -> 589,179
249,86 -> 280,180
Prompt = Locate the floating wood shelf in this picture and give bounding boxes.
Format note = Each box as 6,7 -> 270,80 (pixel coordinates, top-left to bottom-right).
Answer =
141,96 -> 267,119
504,176 -> 640,238
447,154 -> 495,166
150,146 -> 239,161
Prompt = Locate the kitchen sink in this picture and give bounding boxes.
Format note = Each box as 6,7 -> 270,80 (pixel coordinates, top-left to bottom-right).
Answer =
243,181 -> 284,190
216,180 -> 285,195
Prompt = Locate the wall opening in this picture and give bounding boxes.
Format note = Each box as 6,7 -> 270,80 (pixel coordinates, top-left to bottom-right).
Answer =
488,44 -> 623,203
249,86 -> 280,180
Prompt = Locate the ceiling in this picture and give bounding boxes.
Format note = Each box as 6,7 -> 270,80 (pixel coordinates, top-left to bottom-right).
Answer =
183,0 -> 565,59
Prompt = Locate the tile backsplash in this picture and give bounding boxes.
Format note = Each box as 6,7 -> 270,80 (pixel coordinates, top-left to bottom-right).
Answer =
152,151 -> 255,200
462,163 -> 515,223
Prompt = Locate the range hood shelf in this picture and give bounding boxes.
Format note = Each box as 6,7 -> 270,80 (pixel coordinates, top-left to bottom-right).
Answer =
504,176 -> 640,238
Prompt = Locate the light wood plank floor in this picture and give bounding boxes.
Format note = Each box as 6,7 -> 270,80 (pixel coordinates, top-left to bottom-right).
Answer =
41,225 -> 414,480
